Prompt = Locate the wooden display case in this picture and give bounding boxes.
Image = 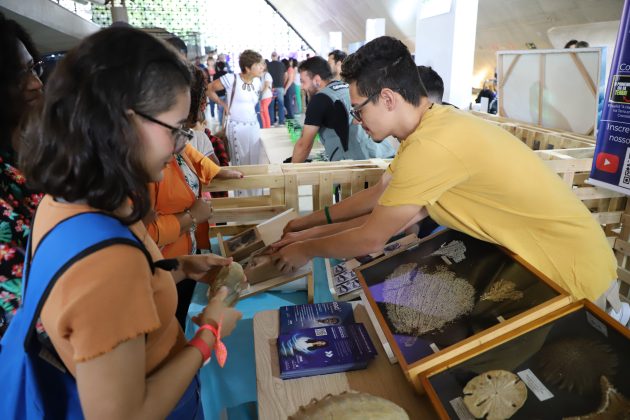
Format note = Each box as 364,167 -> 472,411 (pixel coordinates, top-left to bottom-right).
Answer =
421,300 -> 630,419
355,228 -> 572,393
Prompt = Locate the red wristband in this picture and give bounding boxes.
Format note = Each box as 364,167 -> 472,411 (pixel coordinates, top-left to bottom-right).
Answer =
198,322 -> 228,368
188,335 -> 212,366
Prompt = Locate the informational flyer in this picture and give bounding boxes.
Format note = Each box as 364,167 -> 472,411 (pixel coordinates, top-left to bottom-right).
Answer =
589,0 -> 630,193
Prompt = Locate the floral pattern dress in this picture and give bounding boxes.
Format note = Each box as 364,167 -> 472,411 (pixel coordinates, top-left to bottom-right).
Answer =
0,149 -> 41,334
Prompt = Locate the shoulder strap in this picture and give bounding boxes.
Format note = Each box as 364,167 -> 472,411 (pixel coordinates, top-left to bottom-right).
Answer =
21,212 -> 153,350
229,73 -> 237,107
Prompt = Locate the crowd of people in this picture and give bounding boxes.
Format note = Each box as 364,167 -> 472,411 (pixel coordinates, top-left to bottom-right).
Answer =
0,11 -> 621,418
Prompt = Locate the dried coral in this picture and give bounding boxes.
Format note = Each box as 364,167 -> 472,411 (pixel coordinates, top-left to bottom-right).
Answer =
430,240 -> 467,263
480,279 -> 524,303
383,263 -> 475,336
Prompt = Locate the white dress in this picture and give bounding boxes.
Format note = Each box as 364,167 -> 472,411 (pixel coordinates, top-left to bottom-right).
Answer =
220,73 -> 263,196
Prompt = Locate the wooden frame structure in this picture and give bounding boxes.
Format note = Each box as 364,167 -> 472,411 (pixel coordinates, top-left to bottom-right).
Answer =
354,229 -> 572,393
202,119 -> 630,305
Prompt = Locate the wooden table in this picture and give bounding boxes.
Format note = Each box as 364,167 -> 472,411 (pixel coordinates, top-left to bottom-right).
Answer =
253,304 -> 436,420
260,127 -> 324,164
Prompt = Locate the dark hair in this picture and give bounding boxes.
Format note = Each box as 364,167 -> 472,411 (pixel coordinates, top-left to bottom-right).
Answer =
239,49 -> 262,72
575,41 -> 590,48
291,58 -> 298,67
216,61 -> 226,72
187,65 -> 208,127
165,36 -> 188,56
298,56 -> 333,80
417,66 -> 443,103
281,58 -> 290,70
0,13 -> 40,151
21,27 -> 191,225
341,36 -> 425,106
564,39 -> 578,48
328,49 -> 347,64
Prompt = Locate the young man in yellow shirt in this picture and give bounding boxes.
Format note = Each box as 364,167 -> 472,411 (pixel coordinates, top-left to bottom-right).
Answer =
271,36 -> 620,311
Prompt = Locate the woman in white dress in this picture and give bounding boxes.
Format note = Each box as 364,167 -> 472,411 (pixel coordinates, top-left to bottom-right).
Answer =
207,50 -> 264,196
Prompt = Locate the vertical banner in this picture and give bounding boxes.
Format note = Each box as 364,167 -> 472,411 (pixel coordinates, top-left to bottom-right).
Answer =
589,0 -> 630,193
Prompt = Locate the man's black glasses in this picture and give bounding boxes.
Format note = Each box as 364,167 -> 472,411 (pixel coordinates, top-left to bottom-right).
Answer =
134,110 -> 193,152
350,92 -> 379,123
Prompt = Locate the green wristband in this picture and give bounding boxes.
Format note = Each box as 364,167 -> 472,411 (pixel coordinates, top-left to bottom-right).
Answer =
324,206 -> 333,224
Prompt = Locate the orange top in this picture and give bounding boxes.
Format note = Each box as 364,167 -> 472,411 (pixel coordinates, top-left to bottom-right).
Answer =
147,143 -> 221,258
36,195 -> 186,376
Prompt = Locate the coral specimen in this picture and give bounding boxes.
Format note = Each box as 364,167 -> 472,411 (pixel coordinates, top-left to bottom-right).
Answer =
480,279 -> 524,303
383,263 -> 475,336
430,240 -> 467,263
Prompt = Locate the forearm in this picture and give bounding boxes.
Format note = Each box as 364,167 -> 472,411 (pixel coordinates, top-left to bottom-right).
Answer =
304,225 -> 386,260
138,331 -> 215,418
297,186 -> 380,231
175,211 -> 195,236
291,137 -> 313,163
207,90 -> 226,109
301,215 -> 369,240
78,332 -> 216,420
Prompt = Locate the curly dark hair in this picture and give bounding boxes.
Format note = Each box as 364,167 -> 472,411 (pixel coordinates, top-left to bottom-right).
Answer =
341,36 -> 425,106
21,27 -> 191,225
187,64 -> 208,127
0,13 -> 40,152
239,50 -> 262,72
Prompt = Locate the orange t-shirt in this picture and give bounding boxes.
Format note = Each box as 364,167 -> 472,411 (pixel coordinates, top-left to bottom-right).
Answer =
35,195 -> 187,376
147,143 -> 221,258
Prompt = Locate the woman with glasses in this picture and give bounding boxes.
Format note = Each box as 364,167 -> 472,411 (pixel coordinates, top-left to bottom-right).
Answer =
2,27 -> 243,417
0,13 -> 44,337
146,64 -> 243,328
207,49 -> 264,196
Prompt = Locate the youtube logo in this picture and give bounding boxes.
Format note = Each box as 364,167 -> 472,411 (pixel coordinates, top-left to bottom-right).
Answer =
596,152 -> 619,173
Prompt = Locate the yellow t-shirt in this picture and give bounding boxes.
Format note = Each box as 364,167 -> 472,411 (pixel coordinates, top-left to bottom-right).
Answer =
379,104 -> 616,301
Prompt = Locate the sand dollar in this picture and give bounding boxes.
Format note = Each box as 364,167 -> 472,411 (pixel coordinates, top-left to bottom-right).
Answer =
290,392 -> 409,420
463,370 -> 527,420
209,262 -> 245,307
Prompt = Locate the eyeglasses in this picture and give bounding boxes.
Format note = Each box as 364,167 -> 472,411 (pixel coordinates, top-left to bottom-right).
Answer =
19,60 -> 44,82
134,110 -> 193,153
350,92 -> 379,123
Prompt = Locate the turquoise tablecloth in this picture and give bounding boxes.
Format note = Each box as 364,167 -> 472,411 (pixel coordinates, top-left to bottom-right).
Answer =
185,256 -> 332,419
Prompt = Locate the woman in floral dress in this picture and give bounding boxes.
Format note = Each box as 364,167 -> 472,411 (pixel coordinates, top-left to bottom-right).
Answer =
0,14 -> 44,335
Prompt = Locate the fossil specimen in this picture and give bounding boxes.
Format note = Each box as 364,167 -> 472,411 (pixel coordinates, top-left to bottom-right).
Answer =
226,228 -> 259,253
463,370 -> 527,420
382,263 -> 475,336
480,279 -> 524,303
208,262 -> 246,307
289,391 -> 409,420
534,337 -> 618,395
563,376 -> 630,419
430,240 -> 467,263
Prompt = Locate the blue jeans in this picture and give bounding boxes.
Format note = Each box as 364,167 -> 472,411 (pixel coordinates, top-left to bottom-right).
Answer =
217,95 -> 226,126
255,102 -> 263,128
269,87 -> 285,125
166,375 -> 204,420
284,84 -> 295,119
